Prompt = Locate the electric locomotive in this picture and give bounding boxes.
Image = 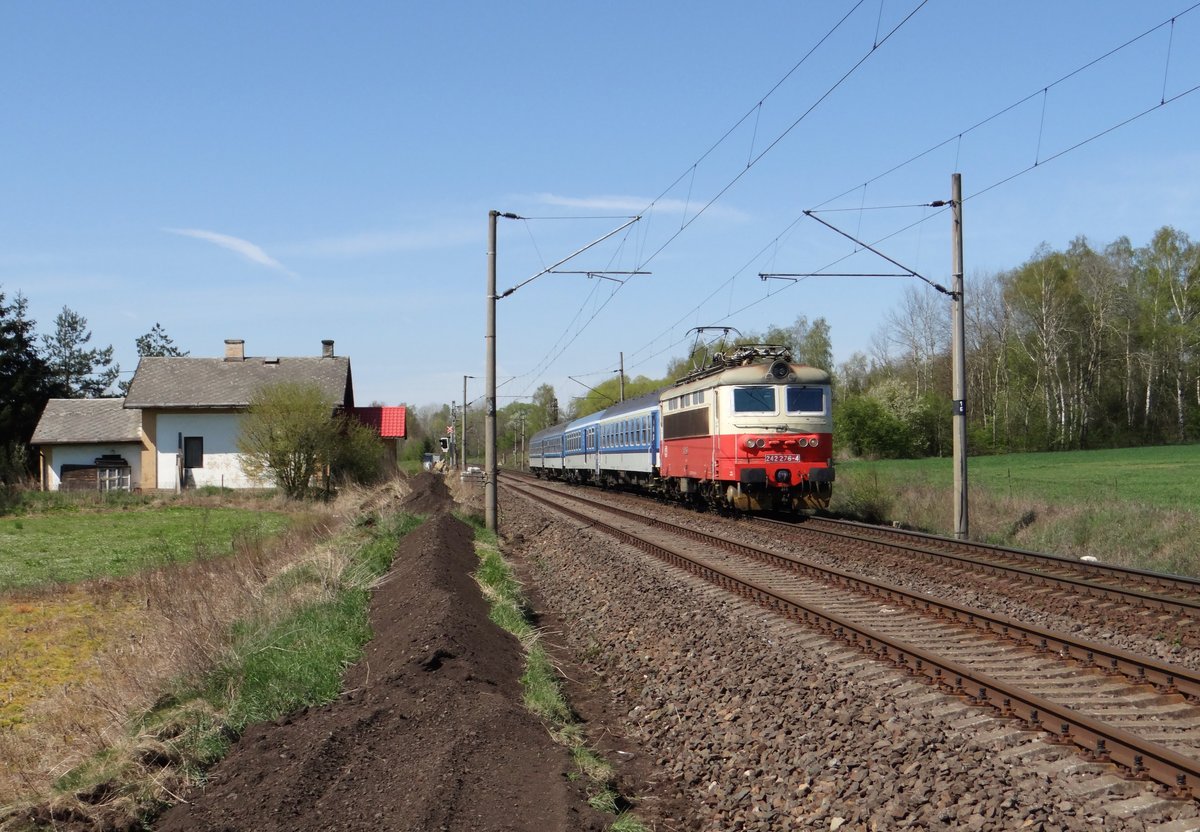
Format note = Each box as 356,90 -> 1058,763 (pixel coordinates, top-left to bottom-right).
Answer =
659,344 -> 833,511
528,344 -> 833,512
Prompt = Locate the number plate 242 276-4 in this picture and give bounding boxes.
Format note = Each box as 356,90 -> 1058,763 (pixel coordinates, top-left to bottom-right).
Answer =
763,454 -> 802,463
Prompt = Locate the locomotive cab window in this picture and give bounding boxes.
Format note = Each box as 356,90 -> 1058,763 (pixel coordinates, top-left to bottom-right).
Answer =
786,386 -> 826,414
733,386 -> 776,413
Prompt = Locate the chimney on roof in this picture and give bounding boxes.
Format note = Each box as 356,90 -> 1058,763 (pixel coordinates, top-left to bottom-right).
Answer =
224,339 -> 245,362
322,339 -> 335,358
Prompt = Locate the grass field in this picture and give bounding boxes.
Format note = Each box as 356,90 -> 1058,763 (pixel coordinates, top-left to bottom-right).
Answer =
838,444 -> 1200,511
0,484 -> 415,820
833,444 -> 1200,578
0,507 -> 290,590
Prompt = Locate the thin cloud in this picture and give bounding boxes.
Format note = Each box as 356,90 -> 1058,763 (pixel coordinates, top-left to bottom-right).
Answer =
166,228 -> 297,278
532,193 -> 749,222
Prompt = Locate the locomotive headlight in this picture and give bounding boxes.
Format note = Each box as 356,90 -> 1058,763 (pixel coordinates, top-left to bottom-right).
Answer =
744,438 -> 756,450
756,438 -> 766,448
797,438 -> 809,448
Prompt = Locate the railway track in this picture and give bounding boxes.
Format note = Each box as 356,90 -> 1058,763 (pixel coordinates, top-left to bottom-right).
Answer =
769,514 -> 1200,620
504,477 -> 1200,801
505,470 -> 1200,631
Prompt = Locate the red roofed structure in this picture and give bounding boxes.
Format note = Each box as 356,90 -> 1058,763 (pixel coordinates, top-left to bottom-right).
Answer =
351,406 -> 407,438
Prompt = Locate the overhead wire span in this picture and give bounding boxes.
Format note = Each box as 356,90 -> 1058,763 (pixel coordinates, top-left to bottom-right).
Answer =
634,0 -> 931,273
624,2 -> 1200,373
967,80 -> 1200,204
510,3 -> 921,393
511,1 -> 928,397
811,1 -> 1200,210
511,219 -> 641,395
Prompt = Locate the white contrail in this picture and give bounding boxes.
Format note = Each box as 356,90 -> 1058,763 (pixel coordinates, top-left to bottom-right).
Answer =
167,228 -> 297,277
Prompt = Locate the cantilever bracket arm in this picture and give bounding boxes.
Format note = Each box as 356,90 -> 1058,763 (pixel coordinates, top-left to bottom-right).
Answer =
802,210 -> 954,298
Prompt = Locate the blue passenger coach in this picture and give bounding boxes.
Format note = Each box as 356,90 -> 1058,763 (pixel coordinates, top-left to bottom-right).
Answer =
529,389 -> 660,487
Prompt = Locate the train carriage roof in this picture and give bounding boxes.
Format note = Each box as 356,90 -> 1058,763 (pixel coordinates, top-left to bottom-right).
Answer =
594,389 -> 662,419
529,388 -> 662,443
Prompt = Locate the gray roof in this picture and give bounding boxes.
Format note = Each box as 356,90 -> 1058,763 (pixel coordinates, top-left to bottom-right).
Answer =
123,356 -> 354,409
32,398 -> 143,445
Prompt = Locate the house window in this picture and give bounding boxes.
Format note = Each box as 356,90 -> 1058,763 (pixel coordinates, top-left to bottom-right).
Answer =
184,436 -> 204,468
98,464 -> 131,492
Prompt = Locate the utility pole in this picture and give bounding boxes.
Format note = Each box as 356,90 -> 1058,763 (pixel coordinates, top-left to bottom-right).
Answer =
486,210 -> 636,533
951,173 -> 969,540
462,375 -> 475,470
619,351 -> 625,402
485,211 -> 501,532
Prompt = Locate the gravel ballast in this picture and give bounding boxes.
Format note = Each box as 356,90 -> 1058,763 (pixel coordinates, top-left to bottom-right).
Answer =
502,490 -> 1200,831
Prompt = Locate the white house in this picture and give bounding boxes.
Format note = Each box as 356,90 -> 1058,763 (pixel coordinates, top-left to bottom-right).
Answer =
31,398 -> 145,491
33,338 -> 355,492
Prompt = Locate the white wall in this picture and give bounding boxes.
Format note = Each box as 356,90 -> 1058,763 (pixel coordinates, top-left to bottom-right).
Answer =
44,443 -> 143,491
154,412 -> 269,490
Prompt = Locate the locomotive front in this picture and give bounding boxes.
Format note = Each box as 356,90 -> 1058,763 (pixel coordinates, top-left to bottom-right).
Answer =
659,346 -> 834,511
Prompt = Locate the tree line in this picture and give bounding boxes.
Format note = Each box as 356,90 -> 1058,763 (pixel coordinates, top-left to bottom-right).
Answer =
847,225 -> 1200,457
0,287 -> 185,483
10,224 -> 1196,478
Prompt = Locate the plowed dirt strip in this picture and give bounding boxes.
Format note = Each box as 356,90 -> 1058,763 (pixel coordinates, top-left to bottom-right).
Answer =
156,479 -> 606,832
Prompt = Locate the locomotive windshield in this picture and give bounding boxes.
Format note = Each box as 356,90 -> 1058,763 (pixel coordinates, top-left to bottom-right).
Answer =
786,386 -> 825,414
733,386 -> 776,413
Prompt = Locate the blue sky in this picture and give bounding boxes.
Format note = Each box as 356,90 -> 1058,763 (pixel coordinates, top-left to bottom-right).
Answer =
3,2 -> 1198,410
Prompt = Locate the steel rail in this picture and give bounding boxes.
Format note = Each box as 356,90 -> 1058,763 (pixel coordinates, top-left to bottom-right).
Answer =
793,515 -> 1200,598
754,516 -> 1200,619
505,480 -> 1200,798
512,478 -> 1200,701
506,470 -> 1200,615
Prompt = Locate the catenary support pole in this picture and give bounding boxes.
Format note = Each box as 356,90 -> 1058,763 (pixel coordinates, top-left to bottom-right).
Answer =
951,173 -> 969,540
462,375 -> 469,470
485,211 -> 499,532
619,352 -> 625,402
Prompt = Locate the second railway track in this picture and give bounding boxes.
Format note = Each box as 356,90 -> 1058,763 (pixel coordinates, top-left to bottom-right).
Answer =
766,514 -> 1200,620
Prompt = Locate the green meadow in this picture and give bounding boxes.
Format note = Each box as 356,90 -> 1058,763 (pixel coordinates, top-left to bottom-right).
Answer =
838,444 -> 1200,511
0,507 -> 290,590
833,444 -> 1200,577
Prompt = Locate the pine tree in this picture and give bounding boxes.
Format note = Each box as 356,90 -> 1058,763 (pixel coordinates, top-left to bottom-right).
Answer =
118,323 -> 188,395
41,306 -> 120,397
0,290 -> 64,481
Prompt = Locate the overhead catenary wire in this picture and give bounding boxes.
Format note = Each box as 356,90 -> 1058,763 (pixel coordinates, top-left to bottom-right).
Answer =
523,3 -> 1199,397
621,3 -> 1200,373
632,0 -> 931,274
514,1 -> 929,389
811,1 -> 1200,211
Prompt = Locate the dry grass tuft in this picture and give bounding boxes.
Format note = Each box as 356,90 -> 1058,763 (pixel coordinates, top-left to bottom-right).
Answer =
446,470 -> 483,517
841,473 -> 1200,577
0,477 -> 424,828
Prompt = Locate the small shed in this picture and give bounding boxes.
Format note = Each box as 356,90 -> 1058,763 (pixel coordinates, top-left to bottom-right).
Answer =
350,406 -> 407,439
351,406 -> 407,465
32,399 -> 146,492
